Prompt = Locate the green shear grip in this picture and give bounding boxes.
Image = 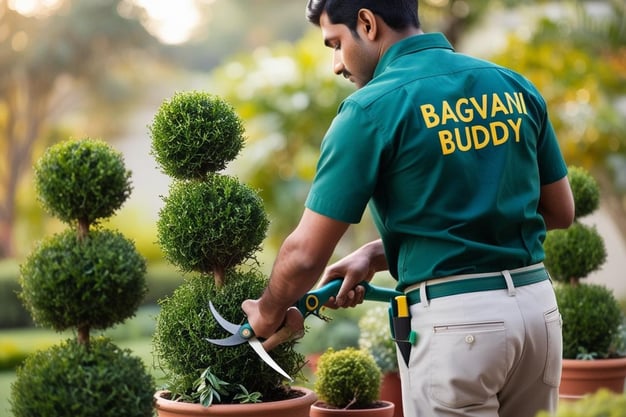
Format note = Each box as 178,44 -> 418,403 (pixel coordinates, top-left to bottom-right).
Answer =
361,282 -> 402,302
294,279 -> 401,318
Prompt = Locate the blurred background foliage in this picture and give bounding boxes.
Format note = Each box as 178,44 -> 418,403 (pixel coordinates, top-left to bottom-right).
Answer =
0,0 -> 625,271
0,2 -> 625,412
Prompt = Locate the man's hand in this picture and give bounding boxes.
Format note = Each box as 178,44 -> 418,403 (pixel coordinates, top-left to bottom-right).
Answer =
241,300 -> 305,351
318,240 -> 387,308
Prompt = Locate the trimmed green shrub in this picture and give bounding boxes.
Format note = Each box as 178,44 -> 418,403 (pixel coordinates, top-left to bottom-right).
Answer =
150,91 -> 305,405
543,222 -> 606,283
556,283 -> 623,359
11,138 -> 154,417
10,338 -> 154,417
544,166 -> 624,360
150,91 -> 245,180
314,347 -> 382,409
153,269 -> 304,402
19,228 -> 147,331
34,138 -> 131,226
568,166 -> 600,219
156,175 -> 268,275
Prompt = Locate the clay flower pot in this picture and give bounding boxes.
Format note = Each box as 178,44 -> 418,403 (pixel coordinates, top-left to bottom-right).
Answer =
559,357 -> 626,401
154,387 -> 316,417
310,400 -> 395,417
380,372 -> 403,417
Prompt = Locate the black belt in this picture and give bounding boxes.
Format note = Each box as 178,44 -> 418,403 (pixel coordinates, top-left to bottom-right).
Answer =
406,267 -> 549,305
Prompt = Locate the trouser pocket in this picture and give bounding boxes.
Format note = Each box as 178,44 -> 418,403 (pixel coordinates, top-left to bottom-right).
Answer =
543,307 -> 562,387
429,321 -> 506,408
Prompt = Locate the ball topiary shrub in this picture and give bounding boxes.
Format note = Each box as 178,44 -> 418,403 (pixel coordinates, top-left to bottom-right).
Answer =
543,222 -> 606,284
544,166 -> 624,359
314,347 -> 382,409
11,138 -> 154,417
150,91 -> 305,405
34,138 -> 131,227
156,175 -> 269,280
557,283 -> 623,359
11,338 -> 154,417
19,228 -> 146,331
149,91 -> 245,180
154,269 -> 303,400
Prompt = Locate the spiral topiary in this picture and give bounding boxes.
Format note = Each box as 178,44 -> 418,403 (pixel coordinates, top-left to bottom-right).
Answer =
11,138 -> 153,417
149,91 -> 304,404
314,347 -> 382,409
543,166 -> 623,359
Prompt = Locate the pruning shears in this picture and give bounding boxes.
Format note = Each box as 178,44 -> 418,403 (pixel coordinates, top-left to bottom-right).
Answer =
206,279 -> 402,381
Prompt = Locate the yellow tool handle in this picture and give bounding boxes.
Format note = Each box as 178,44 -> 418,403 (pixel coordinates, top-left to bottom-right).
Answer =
395,295 -> 409,317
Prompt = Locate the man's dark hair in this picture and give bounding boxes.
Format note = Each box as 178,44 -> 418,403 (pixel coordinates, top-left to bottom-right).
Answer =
306,0 -> 420,32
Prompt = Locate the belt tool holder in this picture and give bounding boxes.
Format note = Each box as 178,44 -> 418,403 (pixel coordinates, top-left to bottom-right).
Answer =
389,295 -> 418,366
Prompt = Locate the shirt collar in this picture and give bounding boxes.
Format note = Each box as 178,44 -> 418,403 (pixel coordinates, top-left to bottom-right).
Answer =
373,33 -> 454,78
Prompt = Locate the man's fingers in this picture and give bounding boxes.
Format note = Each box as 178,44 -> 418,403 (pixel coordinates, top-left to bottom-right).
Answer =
261,307 -> 304,351
335,283 -> 366,307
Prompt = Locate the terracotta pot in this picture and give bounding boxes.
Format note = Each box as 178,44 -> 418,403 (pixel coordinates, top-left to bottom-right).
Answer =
306,352 -> 323,373
559,357 -> 626,400
154,387 -> 316,417
380,372 -> 403,417
310,400 -> 395,417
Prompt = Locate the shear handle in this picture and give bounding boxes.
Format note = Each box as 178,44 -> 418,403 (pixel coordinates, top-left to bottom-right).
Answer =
295,279 -> 401,317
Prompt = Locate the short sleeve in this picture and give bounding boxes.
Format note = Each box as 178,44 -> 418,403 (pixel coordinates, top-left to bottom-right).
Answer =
305,100 -> 385,223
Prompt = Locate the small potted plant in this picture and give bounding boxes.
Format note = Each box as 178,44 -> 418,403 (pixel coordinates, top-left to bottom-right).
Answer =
11,138 -> 154,417
543,166 -> 626,400
149,91 -> 315,416
358,305 -> 403,417
310,347 -> 395,416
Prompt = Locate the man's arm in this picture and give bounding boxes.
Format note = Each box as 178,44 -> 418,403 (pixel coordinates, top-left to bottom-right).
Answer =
538,176 -> 575,230
242,208 -> 349,339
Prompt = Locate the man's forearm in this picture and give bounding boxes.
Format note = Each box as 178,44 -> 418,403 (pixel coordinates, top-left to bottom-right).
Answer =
258,236 -> 329,322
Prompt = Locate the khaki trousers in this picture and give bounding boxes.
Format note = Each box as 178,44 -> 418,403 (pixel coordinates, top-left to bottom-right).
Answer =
398,277 -> 561,417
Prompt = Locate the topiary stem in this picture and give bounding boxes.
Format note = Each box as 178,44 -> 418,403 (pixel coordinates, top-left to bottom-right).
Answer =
569,277 -> 580,287
77,324 -> 90,346
77,218 -> 89,240
214,266 -> 225,287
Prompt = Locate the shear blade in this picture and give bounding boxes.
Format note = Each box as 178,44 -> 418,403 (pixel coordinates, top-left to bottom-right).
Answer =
208,301 -> 241,334
205,333 -> 246,346
206,300 -> 293,381
248,338 -> 293,382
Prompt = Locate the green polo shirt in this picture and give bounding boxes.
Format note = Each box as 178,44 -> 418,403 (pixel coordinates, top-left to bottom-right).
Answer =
305,33 -> 568,290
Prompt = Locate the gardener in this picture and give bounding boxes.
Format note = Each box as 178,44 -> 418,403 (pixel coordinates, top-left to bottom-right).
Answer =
243,1 -> 575,416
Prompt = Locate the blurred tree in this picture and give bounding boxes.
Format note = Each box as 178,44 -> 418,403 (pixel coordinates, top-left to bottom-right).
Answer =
0,0 -> 159,258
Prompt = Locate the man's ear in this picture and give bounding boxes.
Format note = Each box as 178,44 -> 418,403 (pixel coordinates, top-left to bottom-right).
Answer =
357,9 -> 377,40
